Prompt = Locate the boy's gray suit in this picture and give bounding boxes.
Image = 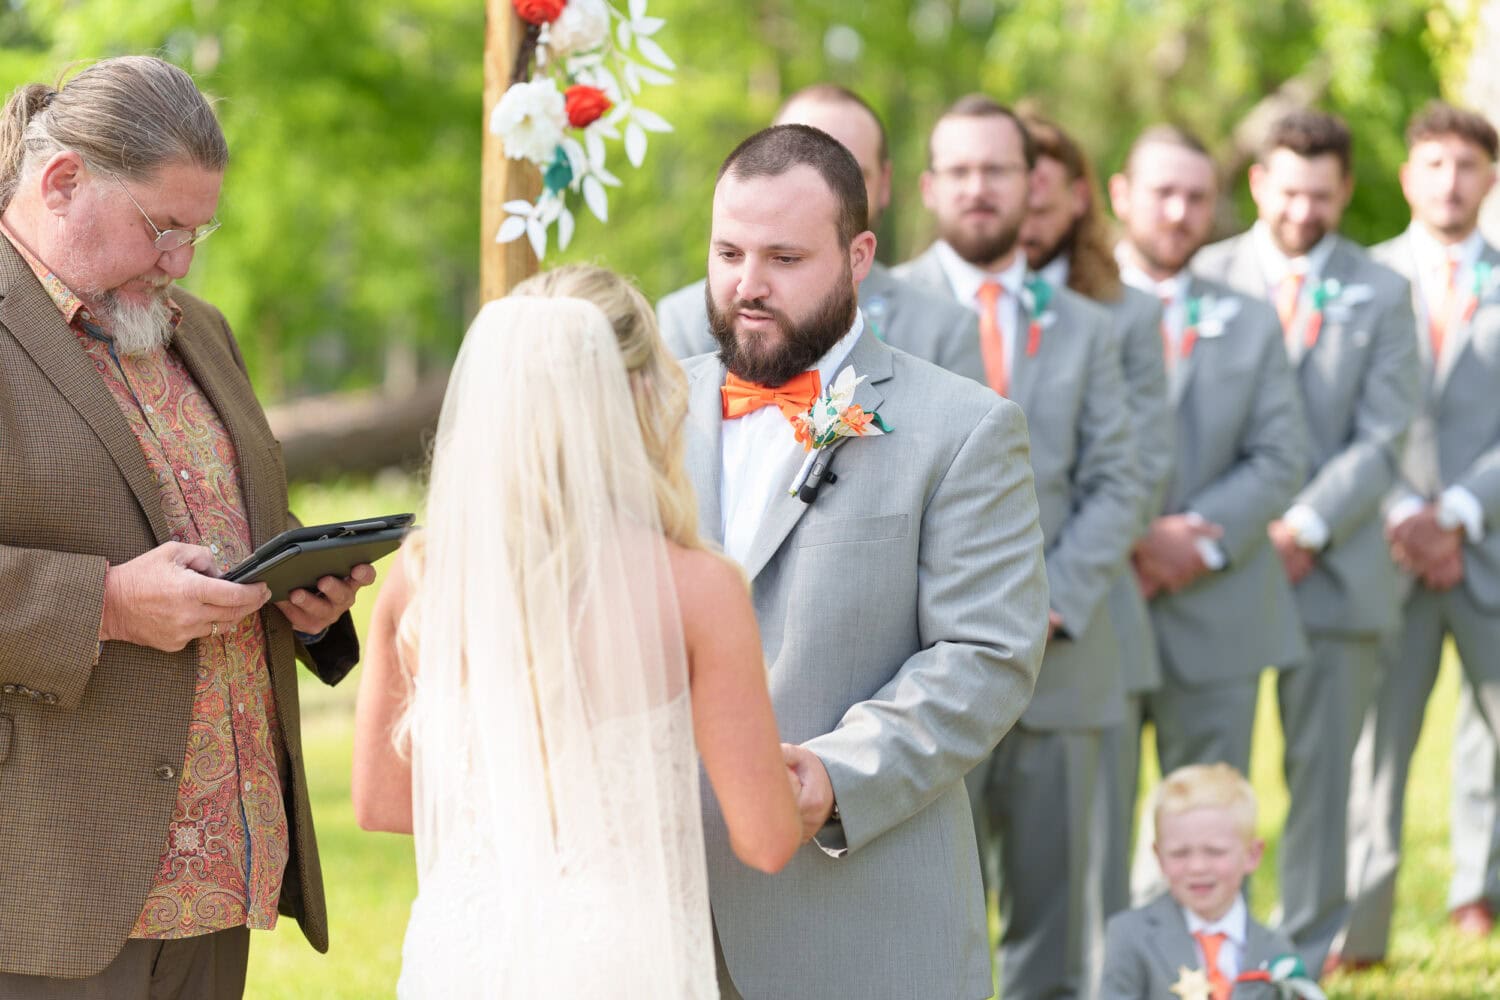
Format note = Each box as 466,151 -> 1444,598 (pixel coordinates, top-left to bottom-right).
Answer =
656,261 -> 976,360
1342,231 -> 1500,959
1098,894 -> 1296,1000
895,245 -> 1146,1000
685,329 -> 1049,1000
1195,232 -> 1420,970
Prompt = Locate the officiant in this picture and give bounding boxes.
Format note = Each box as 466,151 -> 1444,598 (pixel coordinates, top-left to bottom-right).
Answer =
0,56 -> 370,999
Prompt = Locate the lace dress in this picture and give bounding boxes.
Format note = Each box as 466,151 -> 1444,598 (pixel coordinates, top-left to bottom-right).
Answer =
396,692 -> 715,998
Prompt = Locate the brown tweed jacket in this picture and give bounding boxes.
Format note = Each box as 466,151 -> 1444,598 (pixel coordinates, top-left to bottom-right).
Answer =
0,237 -> 358,978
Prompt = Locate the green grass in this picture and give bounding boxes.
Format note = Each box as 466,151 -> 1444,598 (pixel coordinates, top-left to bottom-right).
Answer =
245,474 -> 1500,997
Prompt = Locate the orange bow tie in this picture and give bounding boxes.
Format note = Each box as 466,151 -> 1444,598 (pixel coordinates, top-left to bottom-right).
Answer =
721,370 -> 822,421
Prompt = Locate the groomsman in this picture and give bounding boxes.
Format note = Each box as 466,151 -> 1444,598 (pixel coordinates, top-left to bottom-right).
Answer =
1338,102 -> 1500,967
1107,123 -> 1308,896
1016,113 -> 1175,980
687,123 -> 1050,1000
656,84 -> 974,360
896,95 -> 1145,1000
1194,109 -> 1421,974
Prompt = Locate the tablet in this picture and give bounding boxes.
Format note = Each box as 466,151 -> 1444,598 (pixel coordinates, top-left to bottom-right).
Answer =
225,513 -> 414,601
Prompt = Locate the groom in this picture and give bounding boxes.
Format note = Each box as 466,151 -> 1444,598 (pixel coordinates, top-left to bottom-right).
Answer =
684,124 -> 1049,999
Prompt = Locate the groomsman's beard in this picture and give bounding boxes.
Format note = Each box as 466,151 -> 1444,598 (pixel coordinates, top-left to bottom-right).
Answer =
706,270 -> 858,387
941,212 -> 1024,270
94,285 -> 175,356
1022,218 -> 1078,272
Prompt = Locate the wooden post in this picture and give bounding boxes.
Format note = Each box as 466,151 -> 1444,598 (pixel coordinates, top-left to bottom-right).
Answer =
482,0 -> 542,302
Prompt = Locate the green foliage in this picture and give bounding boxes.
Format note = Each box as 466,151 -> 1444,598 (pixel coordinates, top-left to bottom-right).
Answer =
0,0 -> 1469,393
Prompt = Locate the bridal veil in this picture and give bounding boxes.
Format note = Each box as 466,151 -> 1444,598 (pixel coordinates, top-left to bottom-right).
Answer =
394,295 -> 714,997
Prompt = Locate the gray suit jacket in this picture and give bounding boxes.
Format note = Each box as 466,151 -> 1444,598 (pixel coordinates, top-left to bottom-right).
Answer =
1099,894 -> 1297,1000
1148,275 -> 1310,684
1195,233 -> 1420,637
656,260 -> 977,361
894,245 -> 1145,729
1373,229 -> 1500,611
686,331 -> 1048,999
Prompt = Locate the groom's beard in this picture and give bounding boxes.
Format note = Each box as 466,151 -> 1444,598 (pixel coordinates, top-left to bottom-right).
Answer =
706,269 -> 857,387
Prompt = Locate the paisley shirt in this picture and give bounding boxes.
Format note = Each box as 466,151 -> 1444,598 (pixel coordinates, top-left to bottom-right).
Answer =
2,227 -> 288,938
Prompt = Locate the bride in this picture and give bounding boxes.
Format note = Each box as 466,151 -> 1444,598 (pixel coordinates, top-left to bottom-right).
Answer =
351,265 -> 801,997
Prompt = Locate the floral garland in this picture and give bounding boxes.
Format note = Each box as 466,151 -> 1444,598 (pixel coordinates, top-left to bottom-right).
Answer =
493,0 -> 674,259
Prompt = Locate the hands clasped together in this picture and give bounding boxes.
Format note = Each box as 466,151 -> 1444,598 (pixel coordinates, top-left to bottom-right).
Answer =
1132,513 -> 1225,598
781,743 -> 836,843
97,540 -> 375,652
1387,504 -> 1465,591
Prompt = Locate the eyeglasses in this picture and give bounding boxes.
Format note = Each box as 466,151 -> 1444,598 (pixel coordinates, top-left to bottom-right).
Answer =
110,173 -> 221,252
930,163 -> 1029,186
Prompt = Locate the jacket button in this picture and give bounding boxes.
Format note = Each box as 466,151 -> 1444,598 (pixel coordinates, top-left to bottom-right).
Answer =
154,765 -> 177,781
1,684 -> 14,695
41,693 -> 57,705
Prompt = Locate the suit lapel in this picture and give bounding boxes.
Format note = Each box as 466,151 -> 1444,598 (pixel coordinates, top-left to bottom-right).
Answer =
1224,235 -> 1269,302
1171,277 -> 1209,407
1434,241 -> 1500,397
737,332 -> 891,582
685,359 -> 727,546
858,263 -> 897,342
1009,280 -> 1045,409
1143,895 -> 1202,982
0,248 -> 172,544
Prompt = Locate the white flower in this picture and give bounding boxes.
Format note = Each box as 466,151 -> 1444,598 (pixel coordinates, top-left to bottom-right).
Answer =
546,0 -> 610,58
489,78 -> 566,166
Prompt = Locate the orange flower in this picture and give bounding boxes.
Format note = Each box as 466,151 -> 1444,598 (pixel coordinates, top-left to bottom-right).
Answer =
840,405 -> 873,434
565,85 -> 612,128
513,0 -> 566,25
792,416 -> 815,451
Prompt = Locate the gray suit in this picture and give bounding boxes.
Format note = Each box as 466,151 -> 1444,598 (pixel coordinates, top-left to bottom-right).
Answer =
1124,275 -> 1309,907
1341,231 -> 1500,959
896,245 -> 1145,1000
1098,895 -> 1296,1000
686,330 -> 1049,999
1196,232 -> 1420,970
656,261 -> 977,361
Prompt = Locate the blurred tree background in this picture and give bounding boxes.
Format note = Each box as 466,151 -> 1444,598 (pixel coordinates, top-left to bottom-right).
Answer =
0,0 -> 1483,404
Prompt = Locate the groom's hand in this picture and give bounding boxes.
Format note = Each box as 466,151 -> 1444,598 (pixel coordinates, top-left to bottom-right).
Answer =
782,743 -> 835,842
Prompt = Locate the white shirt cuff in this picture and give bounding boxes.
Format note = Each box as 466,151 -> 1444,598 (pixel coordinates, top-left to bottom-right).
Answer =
1283,504 -> 1330,551
1184,511 -> 1227,570
1385,493 -> 1426,531
1438,486 -> 1485,543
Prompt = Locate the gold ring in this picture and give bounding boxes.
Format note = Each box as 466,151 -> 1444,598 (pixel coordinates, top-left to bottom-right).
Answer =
210,621 -> 219,637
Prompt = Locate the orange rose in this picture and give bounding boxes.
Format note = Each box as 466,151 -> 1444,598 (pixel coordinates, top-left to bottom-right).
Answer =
565,84 -> 612,128
513,0 -> 566,25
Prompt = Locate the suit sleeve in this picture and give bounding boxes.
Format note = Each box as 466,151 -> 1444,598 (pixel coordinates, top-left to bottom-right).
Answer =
0,545 -> 107,711
217,307 -> 360,685
1045,317 -> 1147,635
1187,316 -> 1311,565
803,398 -> 1048,853
1293,283 -> 1421,545
1119,296 -> 1175,531
1098,913 -> 1151,1000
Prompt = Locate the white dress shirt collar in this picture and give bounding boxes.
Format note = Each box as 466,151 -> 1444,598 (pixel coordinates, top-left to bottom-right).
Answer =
1409,221 -> 1484,273
932,239 -> 1028,311
1182,894 -> 1249,980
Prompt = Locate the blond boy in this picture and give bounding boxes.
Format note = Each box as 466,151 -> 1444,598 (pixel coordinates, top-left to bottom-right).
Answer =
1097,765 -> 1297,999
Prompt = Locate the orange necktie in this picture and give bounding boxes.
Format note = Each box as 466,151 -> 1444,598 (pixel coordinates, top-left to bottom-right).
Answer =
1192,930 -> 1232,1000
720,369 -> 822,421
1275,269 -> 1305,340
1429,255 -> 1460,361
977,280 -> 1009,396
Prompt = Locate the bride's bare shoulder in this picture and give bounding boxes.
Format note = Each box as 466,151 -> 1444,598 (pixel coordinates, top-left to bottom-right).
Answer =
664,543 -> 750,628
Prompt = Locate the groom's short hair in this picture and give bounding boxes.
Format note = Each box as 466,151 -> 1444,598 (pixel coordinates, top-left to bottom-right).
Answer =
717,124 -> 869,247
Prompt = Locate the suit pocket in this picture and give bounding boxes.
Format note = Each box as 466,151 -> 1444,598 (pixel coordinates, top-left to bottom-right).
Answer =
795,513 -> 909,548
0,714 -> 11,764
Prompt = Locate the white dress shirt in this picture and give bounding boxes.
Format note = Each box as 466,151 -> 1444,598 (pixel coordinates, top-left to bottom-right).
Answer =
932,239 -> 1028,371
719,313 -> 864,565
1386,223 -> 1487,542
1182,894 -> 1248,982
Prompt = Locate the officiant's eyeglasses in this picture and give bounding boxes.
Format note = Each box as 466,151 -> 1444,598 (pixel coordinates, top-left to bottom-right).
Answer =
111,173 -> 222,252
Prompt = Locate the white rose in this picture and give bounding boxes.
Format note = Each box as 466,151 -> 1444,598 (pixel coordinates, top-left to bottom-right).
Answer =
546,0 -> 610,58
489,78 -> 567,165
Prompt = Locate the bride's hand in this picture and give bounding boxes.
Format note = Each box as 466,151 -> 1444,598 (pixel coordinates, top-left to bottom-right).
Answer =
781,743 -> 835,842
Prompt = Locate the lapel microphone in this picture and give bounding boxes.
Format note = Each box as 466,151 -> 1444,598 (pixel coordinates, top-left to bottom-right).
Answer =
797,448 -> 840,504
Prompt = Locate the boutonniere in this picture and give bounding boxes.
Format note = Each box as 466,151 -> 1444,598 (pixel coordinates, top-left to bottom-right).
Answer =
1179,294 -> 1241,357
786,367 -> 891,499
1467,260 -> 1499,318
1305,278 -> 1374,348
862,296 -> 890,342
1234,954 -> 1327,999
1019,275 -> 1057,356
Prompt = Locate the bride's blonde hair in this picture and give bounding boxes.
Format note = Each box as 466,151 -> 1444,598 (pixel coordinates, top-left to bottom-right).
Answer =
511,264 -> 703,552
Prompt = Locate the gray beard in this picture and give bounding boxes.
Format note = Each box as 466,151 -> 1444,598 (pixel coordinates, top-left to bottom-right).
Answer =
96,291 -> 174,356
